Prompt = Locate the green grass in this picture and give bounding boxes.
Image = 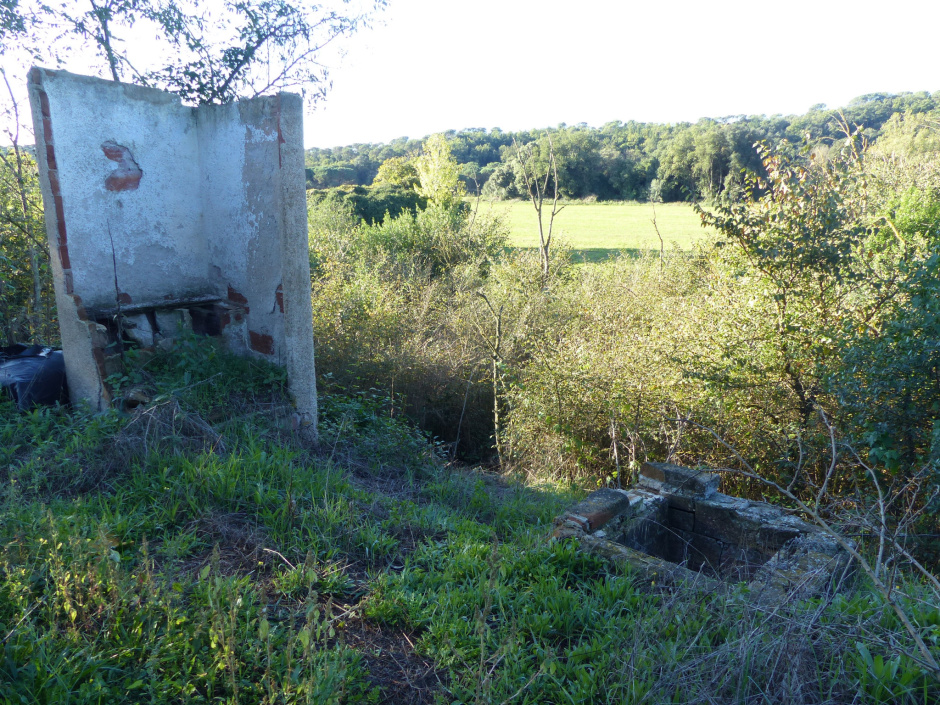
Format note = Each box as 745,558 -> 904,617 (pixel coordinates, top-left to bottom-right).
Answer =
475,200 -> 711,262
1,338 -> 937,703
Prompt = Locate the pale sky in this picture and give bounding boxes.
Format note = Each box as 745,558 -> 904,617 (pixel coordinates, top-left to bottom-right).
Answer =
304,0 -> 940,148
2,0 -> 937,149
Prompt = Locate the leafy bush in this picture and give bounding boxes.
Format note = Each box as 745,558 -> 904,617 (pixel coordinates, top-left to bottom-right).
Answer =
498,141 -> 940,543
307,184 -> 426,225
0,147 -> 56,345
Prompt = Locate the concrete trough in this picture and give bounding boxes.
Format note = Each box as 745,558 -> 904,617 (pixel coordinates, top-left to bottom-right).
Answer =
553,462 -> 853,600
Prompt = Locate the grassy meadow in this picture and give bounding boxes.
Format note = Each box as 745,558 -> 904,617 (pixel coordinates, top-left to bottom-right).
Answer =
2,340 -> 934,703
475,200 -> 710,261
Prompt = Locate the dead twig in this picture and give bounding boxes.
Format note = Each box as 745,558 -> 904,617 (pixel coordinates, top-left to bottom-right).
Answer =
680,413 -> 940,676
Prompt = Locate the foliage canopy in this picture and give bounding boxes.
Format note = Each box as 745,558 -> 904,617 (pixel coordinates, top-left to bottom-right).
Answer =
16,0 -> 386,104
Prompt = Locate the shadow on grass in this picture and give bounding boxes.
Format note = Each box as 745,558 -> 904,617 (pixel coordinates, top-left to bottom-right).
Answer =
571,248 -> 646,263
506,246 -> 647,264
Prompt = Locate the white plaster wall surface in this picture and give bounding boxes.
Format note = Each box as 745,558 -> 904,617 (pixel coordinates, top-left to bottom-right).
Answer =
197,102 -> 250,293
274,92 -> 318,440
198,98 -> 285,360
29,69 -> 317,436
40,71 -> 208,310
239,98 -> 285,361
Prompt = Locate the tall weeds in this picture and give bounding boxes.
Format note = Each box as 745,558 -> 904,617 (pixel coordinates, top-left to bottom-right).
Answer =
307,143 -> 940,567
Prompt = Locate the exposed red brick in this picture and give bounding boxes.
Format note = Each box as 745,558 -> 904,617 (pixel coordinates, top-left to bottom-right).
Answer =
249,330 -> 274,355
38,90 -> 50,118
105,173 -> 142,191
53,194 -> 65,224
101,141 -> 143,191
42,117 -> 53,145
72,294 -> 86,319
101,143 -> 125,161
219,312 -> 231,329
56,218 -> 67,244
275,284 -> 284,313
45,145 -> 57,171
118,292 -> 132,304
227,285 -> 250,310
58,245 -> 71,270
47,169 -> 60,196
562,488 -> 631,532
63,270 -> 74,294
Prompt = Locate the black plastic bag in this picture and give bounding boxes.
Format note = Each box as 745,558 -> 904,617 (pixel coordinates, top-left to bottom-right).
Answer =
0,345 -> 68,411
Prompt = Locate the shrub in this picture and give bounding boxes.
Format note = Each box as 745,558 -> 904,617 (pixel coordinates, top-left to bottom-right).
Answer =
0,147 -> 56,345
307,195 -> 508,459
306,184 -> 426,225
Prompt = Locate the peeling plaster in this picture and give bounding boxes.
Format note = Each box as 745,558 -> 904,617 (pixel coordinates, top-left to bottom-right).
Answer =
28,68 -> 318,441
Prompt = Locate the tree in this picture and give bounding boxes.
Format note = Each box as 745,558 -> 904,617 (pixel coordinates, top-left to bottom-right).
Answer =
28,0 -> 386,104
691,124 -> 731,200
414,133 -> 464,211
0,0 -> 26,50
480,160 -> 519,200
373,155 -> 419,189
873,110 -> 940,157
699,138 -> 888,429
546,127 -> 604,199
655,129 -> 696,201
512,136 -> 564,281
0,70 -> 52,343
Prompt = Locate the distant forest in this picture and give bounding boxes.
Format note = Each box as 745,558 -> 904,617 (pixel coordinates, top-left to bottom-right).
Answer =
305,91 -> 940,204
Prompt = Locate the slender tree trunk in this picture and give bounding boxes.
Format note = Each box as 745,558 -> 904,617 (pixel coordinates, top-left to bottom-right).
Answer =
477,292 -> 505,467
491,355 -> 503,466
514,136 -> 564,284
90,0 -> 122,82
13,145 -> 42,333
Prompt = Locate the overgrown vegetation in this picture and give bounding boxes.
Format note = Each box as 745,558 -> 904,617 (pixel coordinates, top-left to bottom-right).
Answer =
4,83 -> 940,699
309,130 -> 940,526
0,77 -> 55,345
2,335 -> 939,703
302,128 -> 940,685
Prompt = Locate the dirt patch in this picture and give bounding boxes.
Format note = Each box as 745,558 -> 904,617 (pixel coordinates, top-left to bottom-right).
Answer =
341,617 -> 446,705
176,511 -> 276,578
116,398 -> 226,457
339,456 -> 425,503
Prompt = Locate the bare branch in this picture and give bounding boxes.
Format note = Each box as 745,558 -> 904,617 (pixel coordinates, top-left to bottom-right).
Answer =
680,416 -> 940,675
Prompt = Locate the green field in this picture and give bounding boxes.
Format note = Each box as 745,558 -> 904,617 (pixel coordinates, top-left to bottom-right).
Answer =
475,200 -> 711,261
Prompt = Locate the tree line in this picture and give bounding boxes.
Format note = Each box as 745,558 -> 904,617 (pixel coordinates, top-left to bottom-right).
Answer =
306,91 -> 940,202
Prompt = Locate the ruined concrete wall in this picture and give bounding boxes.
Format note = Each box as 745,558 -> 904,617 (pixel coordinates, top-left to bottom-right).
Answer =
196,94 -> 317,434
271,94 -> 318,437
29,70 -> 208,311
554,462 -> 852,599
27,68 -> 317,438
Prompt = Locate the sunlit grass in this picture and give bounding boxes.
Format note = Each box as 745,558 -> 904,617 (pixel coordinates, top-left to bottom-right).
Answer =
2,337 -> 936,703
474,199 -> 711,262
